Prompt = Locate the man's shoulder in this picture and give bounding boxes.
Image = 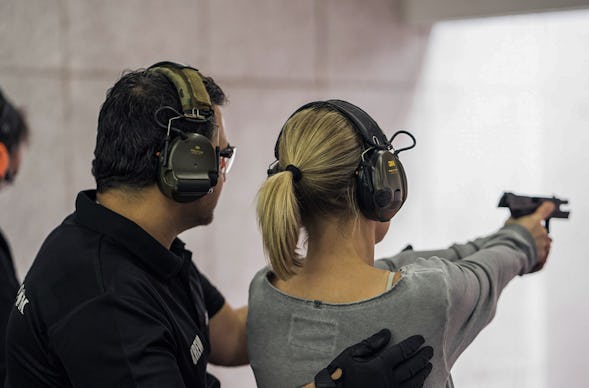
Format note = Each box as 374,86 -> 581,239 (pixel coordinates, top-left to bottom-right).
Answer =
24,219 -> 158,325
27,217 -> 98,281
31,214 -> 152,280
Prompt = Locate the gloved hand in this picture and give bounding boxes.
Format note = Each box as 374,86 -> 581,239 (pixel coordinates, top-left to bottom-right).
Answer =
314,329 -> 433,388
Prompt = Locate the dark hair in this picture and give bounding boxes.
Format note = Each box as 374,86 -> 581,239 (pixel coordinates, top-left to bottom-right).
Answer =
0,89 -> 29,153
92,67 -> 227,192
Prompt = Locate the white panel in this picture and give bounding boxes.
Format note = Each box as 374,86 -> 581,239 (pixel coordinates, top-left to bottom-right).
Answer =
389,10 -> 588,387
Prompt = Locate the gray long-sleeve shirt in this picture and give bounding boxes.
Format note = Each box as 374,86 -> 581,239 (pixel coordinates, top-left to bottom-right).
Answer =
247,224 -> 537,388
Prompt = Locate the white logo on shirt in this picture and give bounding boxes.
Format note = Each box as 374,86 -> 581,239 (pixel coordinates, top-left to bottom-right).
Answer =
15,284 -> 29,315
190,334 -> 204,365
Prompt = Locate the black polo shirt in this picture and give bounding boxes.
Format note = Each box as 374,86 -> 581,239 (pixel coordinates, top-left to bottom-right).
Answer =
5,190 -> 225,388
0,227 -> 19,385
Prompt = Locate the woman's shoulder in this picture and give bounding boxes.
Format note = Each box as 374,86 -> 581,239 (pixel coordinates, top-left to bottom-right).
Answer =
248,266 -> 275,299
251,265 -> 271,281
376,264 -> 453,308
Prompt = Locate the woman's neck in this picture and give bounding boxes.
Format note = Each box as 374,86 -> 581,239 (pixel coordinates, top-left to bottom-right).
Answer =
303,217 -> 376,274
272,216 -> 392,304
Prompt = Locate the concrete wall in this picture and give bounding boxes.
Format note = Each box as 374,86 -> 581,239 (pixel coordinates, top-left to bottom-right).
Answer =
401,0 -> 589,22
0,1 -> 586,387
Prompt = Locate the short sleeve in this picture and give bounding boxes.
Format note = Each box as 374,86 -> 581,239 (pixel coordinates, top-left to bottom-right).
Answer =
197,272 -> 225,319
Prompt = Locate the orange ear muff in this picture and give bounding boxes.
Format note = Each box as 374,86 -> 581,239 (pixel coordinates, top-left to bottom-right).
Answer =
0,143 -> 9,179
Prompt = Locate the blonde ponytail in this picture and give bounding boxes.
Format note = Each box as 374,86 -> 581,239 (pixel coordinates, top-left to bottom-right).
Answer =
257,105 -> 363,280
256,170 -> 303,280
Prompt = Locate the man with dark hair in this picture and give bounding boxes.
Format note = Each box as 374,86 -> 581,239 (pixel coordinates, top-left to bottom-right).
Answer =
0,87 -> 29,385
4,63 -> 432,388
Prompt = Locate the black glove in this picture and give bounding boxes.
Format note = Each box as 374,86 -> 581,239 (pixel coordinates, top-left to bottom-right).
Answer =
314,329 -> 433,388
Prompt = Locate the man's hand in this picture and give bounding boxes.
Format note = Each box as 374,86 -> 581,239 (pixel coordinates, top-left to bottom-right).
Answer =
313,329 -> 433,388
506,201 -> 555,272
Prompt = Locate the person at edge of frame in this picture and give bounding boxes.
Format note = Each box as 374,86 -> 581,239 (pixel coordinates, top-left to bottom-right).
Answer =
0,87 -> 29,386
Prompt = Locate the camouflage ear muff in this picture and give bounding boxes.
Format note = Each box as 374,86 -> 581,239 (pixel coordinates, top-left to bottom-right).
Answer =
270,99 -> 415,222
149,61 -> 212,118
147,62 -> 219,203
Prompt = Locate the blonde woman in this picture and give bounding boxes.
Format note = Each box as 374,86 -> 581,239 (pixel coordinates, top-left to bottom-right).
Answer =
247,100 -> 553,388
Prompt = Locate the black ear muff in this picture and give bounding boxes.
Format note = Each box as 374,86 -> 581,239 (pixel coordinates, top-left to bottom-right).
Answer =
324,100 -> 410,222
356,147 -> 407,222
158,132 -> 219,203
371,150 -> 407,221
270,99 -> 414,222
148,62 -> 219,202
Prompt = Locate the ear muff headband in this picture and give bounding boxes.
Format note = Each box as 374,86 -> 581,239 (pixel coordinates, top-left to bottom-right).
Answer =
147,62 -> 219,202
270,99 -> 409,222
272,100 -> 390,159
322,100 -> 390,150
148,61 -> 212,117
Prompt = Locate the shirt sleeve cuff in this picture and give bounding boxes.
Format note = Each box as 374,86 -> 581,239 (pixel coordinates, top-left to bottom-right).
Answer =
501,223 -> 538,274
